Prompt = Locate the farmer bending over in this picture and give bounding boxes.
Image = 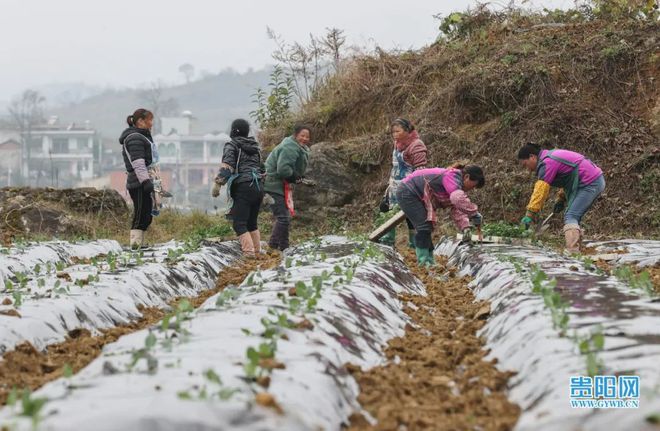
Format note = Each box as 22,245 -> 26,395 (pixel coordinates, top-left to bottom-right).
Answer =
518,143 -> 605,254
396,164 -> 485,266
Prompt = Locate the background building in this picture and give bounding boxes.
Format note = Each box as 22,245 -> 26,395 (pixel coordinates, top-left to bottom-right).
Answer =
153,112 -> 229,209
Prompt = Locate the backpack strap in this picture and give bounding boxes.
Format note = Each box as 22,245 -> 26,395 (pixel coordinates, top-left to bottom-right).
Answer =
121,132 -> 152,164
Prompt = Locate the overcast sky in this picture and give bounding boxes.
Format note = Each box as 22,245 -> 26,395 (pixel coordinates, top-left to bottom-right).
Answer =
0,0 -> 573,102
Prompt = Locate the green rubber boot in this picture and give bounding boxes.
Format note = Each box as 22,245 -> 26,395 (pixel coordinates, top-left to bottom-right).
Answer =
407,230 -> 416,249
379,229 -> 395,246
415,247 -> 435,267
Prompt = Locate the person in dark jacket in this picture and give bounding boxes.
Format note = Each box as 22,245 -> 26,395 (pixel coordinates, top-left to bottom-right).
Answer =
119,108 -> 155,249
212,119 -> 264,257
263,124 -> 310,251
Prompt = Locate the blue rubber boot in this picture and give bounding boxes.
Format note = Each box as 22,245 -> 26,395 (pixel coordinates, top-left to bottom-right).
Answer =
415,247 -> 435,267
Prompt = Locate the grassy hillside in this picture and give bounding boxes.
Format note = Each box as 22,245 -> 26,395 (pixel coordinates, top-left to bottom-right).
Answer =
271,8 -> 659,238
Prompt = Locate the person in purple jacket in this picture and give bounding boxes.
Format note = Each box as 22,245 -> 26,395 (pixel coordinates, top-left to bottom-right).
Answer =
396,164 -> 485,266
518,143 -> 605,253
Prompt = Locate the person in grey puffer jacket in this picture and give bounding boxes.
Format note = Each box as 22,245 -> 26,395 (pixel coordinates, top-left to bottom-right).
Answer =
119,108 -> 154,249
212,119 -> 264,257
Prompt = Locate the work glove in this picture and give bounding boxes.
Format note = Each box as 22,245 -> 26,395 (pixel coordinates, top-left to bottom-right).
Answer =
460,227 -> 473,244
211,183 -> 221,198
215,169 -> 230,186
379,195 -> 390,213
553,200 -> 565,214
142,179 -> 154,194
470,212 -> 483,227
262,193 -> 275,206
520,215 -> 533,230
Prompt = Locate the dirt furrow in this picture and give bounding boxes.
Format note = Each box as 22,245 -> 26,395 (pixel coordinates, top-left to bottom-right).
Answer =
347,250 -> 520,431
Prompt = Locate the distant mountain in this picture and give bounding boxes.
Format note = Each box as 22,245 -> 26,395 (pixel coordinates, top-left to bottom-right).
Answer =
35,82 -> 106,107
49,68 -> 272,140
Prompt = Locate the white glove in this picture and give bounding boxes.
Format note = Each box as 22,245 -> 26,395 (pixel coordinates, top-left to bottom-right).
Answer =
461,227 -> 473,244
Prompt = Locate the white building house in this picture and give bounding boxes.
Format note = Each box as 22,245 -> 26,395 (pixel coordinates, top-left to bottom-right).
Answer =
22,118 -> 98,187
153,113 -> 229,207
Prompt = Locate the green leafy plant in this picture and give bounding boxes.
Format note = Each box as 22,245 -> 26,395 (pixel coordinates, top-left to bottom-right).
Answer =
127,331 -> 159,373
160,299 -> 194,335
177,368 -> 238,401
482,222 -> 531,238
589,0 -> 659,20
106,252 -> 118,272
216,288 -> 240,307
250,65 -> 294,130
497,255 -> 525,273
575,327 -> 605,377
529,266 -> 570,334
6,388 -> 49,428
165,247 -> 186,264
244,341 -> 278,379
374,204 -> 400,228
62,363 -> 73,378
614,266 -> 654,295
15,272 -> 29,289
12,289 -> 23,308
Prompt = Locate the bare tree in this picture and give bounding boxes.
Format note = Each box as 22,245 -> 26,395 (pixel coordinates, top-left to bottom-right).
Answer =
178,63 -> 195,84
322,28 -> 346,72
8,89 -> 46,180
138,81 -> 180,134
266,27 -> 346,105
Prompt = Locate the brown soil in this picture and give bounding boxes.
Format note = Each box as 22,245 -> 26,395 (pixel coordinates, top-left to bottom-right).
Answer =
0,251 -> 281,405
649,267 -> 660,294
346,249 -> 520,431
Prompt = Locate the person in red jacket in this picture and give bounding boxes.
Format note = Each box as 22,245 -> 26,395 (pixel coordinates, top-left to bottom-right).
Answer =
379,118 -> 428,247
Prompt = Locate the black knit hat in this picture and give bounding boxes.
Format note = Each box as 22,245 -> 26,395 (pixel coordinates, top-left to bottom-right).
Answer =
230,119 -> 250,138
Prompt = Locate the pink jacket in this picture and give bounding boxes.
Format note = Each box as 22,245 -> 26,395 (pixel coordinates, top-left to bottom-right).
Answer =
537,149 -> 602,186
403,167 -> 479,230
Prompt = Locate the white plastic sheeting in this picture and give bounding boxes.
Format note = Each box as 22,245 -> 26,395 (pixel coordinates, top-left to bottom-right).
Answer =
0,240 -> 123,285
0,240 -> 241,355
584,239 -> 660,268
0,236 -> 424,431
437,239 -> 660,431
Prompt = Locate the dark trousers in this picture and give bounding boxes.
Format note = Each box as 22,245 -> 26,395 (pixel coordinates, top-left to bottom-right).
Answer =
128,186 -> 152,231
230,181 -> 264,235
268,193 -> 290,250
396,185 -> 433,250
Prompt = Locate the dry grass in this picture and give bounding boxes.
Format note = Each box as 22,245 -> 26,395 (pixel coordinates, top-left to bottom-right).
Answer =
9,208 -> 235,247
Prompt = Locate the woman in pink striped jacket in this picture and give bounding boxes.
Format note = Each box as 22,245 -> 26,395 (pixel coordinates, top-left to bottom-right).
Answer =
396,165 -> 485,266
379,118 -> 428,247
